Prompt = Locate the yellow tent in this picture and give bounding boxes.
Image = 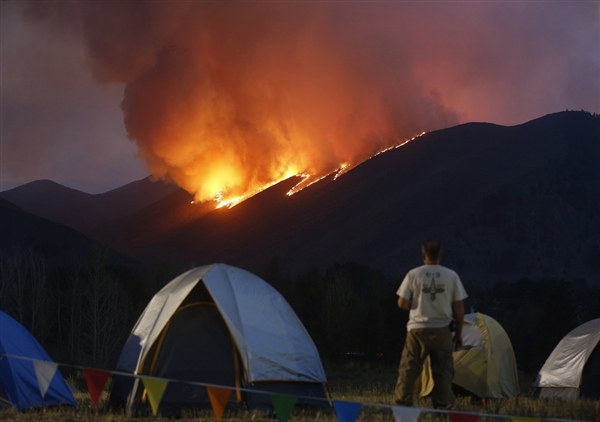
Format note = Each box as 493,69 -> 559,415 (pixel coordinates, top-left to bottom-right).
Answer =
419,313 -> 519,398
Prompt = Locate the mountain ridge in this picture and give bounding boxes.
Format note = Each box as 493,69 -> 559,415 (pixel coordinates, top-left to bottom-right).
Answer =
2,111 -> 598,285
96,111 -> 600,284
0,197 -> 135,267
0,176 -> 178,233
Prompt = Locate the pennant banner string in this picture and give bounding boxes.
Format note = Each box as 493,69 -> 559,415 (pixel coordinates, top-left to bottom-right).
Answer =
0,353 -> 583,422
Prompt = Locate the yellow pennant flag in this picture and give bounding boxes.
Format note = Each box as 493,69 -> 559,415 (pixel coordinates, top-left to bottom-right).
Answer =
141,377 -> 169,416
207,386 -> 232,421
510,417 -> 541,422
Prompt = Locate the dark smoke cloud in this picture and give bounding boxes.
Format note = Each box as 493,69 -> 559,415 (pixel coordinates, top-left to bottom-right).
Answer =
1,3 -> 146,193
7,1 -> 599,198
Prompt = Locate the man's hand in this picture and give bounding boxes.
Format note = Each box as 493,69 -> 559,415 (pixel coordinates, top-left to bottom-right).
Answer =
453,333 -> 463,350
398,297 -> 411,310
452,299 -> 465,350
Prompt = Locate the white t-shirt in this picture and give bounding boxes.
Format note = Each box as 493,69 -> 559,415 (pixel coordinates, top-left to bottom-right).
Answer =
397,264 -> 468,331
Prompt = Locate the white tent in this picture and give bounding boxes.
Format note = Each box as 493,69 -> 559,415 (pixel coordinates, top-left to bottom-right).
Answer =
109,263 -> 327,414
534,318 -> 600,400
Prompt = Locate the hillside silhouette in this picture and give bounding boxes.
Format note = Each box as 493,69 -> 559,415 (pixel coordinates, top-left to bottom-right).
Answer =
0,198 -> 133,267
2,111 -> 599,285
1,177 -> 178,234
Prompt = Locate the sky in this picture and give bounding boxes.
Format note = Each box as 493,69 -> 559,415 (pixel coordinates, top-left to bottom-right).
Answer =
1,1 -> 599,197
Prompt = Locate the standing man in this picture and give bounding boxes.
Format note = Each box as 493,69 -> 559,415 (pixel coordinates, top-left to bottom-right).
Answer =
394,239 -> 467,410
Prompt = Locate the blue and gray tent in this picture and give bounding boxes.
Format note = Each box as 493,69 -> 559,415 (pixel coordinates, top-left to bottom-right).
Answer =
0,311 -> 77,410
109,263 -> 328,415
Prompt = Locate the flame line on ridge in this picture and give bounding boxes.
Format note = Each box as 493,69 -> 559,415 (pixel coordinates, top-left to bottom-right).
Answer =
212,131 -> 427,208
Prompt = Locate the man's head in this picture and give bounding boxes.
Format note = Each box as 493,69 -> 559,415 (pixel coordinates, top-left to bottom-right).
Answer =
422,239 -> 442,264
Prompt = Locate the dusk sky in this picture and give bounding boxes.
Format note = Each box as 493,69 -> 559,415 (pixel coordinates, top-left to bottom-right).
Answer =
1,2 -> 598,197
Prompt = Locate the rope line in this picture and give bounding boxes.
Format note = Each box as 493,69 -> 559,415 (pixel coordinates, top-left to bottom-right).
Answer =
0,353 -> 583,422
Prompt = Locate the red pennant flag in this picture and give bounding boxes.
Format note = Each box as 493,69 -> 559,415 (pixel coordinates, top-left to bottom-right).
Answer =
207,386 -> 232,421
84,368 -> 110,408
450,412 -> 479,422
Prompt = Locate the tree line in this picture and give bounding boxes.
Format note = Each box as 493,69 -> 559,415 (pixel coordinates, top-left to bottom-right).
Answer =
1,246 -> 599,375
264,259 -> 600,373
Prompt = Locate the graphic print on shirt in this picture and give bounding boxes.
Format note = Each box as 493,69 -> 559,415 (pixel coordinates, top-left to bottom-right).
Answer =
422,272 -> 444,301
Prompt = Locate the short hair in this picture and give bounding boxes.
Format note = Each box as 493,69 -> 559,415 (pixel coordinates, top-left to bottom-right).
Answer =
422,239 -> 442,261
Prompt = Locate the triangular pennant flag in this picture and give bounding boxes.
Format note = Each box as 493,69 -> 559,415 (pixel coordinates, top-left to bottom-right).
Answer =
450,412 -> 479,422
392,405 -> 421,422
510,418 -> 541,422
270,393 -> 297,422
141,377 -> 169,416
33,360 -> 58,398
333,400 -> 363,422
84,368 -> 110,408
207,386 -> 232,422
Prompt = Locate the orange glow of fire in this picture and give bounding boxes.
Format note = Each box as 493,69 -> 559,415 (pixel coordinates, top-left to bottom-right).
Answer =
208,131 -> 426,209
214,172 -> 298,209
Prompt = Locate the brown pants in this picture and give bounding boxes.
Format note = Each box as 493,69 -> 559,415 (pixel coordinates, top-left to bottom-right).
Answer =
394,326 -> 454,408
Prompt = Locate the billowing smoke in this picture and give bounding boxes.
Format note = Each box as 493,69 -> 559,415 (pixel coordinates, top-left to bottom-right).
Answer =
21,2 -> 599,201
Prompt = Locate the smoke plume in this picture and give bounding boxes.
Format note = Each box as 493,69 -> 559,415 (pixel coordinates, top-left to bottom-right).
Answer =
21,2 -> 599,201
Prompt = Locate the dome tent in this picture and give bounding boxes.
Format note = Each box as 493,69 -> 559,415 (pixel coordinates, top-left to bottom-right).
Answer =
533,318 -> 600,400
109,263 -> 328,415
0,311 -> 77,410
419,312 -> 519,399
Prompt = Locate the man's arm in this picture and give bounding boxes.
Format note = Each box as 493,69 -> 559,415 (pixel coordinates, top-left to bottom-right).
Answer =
398,296 -> 411,310
452,299 -> 465,349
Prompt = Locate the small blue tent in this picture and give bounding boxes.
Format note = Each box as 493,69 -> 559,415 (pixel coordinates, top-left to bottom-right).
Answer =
0,311 -> 77,410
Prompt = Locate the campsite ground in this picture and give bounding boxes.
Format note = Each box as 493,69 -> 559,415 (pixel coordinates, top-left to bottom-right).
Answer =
1,363 -> 599,421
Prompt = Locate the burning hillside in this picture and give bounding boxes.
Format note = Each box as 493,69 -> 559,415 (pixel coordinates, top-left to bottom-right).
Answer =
20,2 -> 597,204
214,131 -> 427,208
22,2 -> 461,205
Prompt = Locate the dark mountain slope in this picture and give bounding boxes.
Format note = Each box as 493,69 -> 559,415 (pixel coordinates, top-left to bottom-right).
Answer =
0,177 -> 178,234
0,198 -> 133,267
100,111 -> 599,285
91,187 -> 215,252
1,180 -> 102,234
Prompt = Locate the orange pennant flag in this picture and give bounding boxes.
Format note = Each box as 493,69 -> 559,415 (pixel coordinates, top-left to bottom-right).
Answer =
207,386 -> 232,421
141,377 -> 169,416
83,368 -> 110,408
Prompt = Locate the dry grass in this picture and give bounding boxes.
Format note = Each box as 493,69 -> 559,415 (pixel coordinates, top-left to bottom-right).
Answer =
1,363 -> 599,421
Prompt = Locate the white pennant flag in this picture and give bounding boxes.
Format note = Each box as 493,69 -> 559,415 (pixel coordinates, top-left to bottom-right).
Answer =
33,361 -> 58,398
392,406 -> 421,422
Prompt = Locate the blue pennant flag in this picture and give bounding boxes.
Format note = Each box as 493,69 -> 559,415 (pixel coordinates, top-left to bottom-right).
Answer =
333,400 -> 363,422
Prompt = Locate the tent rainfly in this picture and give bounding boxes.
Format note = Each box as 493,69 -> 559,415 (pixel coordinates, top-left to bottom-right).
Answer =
0,311 -> 77,410
419,312 -> 519,399
109,263 -> 328,415
533,318 -> 600,400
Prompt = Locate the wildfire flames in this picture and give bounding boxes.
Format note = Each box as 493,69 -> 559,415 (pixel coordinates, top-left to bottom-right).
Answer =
23,3 -> 462,205
209,131 -> 426,208
16,1 -> 599,203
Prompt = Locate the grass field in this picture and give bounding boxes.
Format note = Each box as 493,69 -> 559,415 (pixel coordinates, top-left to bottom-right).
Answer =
1,363 -> 598,421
